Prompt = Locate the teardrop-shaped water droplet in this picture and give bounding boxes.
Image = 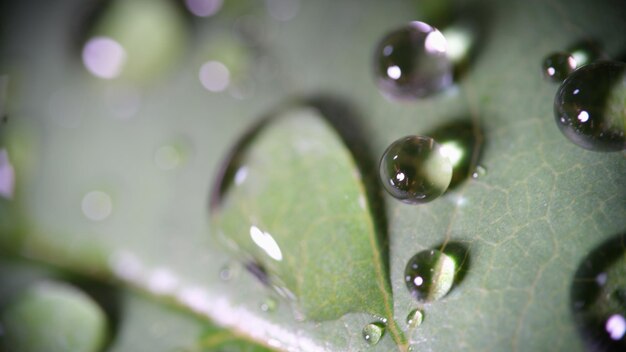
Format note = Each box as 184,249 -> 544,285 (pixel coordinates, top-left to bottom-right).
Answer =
373,21 -> 452,100
406,308 -> 424,328
405,249 -> 456,302
571,233 -> 626,351
554,61 -> 626,152
0,281 -> 108,352
379,136 -> 453,204
362,322 -> 385,345
542,52 -> 577,82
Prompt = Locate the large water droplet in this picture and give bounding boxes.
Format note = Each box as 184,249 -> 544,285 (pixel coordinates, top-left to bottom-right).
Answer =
554,61 -> 626,152
405,249 -> 456,302
362,322 -> 385,345
379,136 -> 453,204
571,233 -> 626,351
542,52 -> 577,83
373,21 -> 452,100
0,281 -> 108,352
406,308 -> 424,328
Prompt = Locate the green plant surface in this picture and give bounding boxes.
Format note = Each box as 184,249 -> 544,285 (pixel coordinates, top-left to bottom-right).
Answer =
0,0 -> 625,351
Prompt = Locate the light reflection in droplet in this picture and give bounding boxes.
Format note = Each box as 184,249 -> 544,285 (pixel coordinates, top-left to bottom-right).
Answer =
577,110 -> 590,123
81,190 -> 112,221
442,26 -> 473,63
199,61 -> 230,92
82,37 -> 127,79
184,0 -> 223,17
0,148 -> 15,199
424,30 -> 448,54
387,65 -> 402,80
439,141 -> 464,166
234,166 -> 249,185
250,225 -> 283,261
265,0 -> 300,21
606,314 -> 626,341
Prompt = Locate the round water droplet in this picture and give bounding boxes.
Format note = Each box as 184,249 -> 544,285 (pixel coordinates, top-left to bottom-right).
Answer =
406,308 -> 424,328
405,249 -> 456,302
554,61 -> 626,152
362,322 -> 385,345
379,136 -> 453,204
0,281 -> 107,352
81,190 -> 113,221
542,52 -> 577,82
373,21 -> 452,100
260,297 -> 278,312
571,233 -> 626,351
471,165 -> 487,179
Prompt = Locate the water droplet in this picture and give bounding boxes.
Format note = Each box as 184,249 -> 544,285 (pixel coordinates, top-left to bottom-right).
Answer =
82,36 -> 127,79
471,165 -> 487,179
379,136 -> 453,204
184,0 -> 223,17
571,233 -> 626,351
362,322 -> 385,345
542,52 -> 577,82
81,191 -> 113,221
405,249 -> 456,302
406,308 -> 424,328
373,21 -> 452,100
219,263 -> 236,281
567,40 -> 603,68
554,61 -> 626,151
199,60 -> 230,92
260,297 -> 278,312
0,281 -> 108,352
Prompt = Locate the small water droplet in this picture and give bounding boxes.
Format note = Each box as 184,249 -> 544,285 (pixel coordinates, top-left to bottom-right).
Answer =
379,136 -> 453,204
260,297 -> 278,312
405,249 -> 456,302
81,190 -> 113,221
362,322 -> 385,345
471,165 -> 487,179
571,233 -> 626,350
373,21 -> 452,100
542,52 -> 577,82
219,263 -> 235,281
82,36 -> 127,79
554,61 -> 626,152
199,60 -> 230,92
406,308 -> 424,328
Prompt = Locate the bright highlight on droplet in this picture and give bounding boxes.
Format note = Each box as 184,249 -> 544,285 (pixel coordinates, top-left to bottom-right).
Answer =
387,65 -> 402,80
250,225 -> 283,261
184,0 -> 223,17
81,191 -> 113,221
606,314 -> 626,341
577,110 -> 589,123
199,61 -> 230,92
424,30 -> 448,54
442,27 -> 473,63
439,141 -> 464,166
82,37 -> 127,79
0,148 -> 15,199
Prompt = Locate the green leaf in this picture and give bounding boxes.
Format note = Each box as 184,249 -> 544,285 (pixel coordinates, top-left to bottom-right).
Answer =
1,0 -> 626,351
211,107 -> 394,321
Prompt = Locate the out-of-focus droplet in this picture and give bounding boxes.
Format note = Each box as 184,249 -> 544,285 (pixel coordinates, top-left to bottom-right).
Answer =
373,21 -> 452,100
405,249 -> 456,302
260,297 -> 278,312
554,61 -> 626,151
542,52 -> 577,82
82,36 -> 127,79
0,281 -> 107,352
81,190 -> 113,221
199,61 -> 231,92
265,0 -> 300,21
471,165 -> 487,179
571,233 -> 626,351
184,0 -> 223,17
379,136 -> 453,204
0,149 -> 15,199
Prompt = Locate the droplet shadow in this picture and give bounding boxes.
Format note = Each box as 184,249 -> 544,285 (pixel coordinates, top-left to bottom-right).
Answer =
426,118 -> 484,191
